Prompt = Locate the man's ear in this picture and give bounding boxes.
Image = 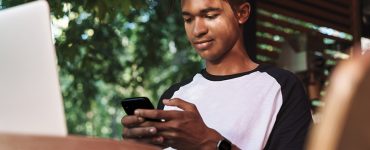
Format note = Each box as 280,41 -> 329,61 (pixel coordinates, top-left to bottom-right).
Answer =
237,2 -> 250,24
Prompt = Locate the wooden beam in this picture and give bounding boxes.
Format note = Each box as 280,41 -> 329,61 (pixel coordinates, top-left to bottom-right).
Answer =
301,0 -> 350,17
257,24 -> 294,39
257,2 -> 351,33
265,0 -> 350,27
257,15 -> 352,43
256,47 -> 280,58
326,0 -> 351,8
256,36 -> 283,48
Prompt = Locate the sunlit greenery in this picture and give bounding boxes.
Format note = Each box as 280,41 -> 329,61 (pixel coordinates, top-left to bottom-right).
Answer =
257,44 -> 282,53
256,54 -> 273,62
257,21 -> 300,35
1,0 -> 202,138
256,31 -> 285,42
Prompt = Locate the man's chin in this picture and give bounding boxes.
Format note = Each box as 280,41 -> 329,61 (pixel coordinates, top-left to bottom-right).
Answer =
199,54 -> 223,64
197,51 -> 210,59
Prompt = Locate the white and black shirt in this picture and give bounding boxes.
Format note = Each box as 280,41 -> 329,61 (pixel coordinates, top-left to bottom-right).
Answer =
158,64 -> 312,150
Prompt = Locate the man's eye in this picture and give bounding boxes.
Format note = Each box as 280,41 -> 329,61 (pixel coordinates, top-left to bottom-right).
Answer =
205,14 -> 218,19
183,17 -> 193,23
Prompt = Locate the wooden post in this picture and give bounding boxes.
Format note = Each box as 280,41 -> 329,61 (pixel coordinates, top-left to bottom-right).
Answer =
351,0 -> 362,56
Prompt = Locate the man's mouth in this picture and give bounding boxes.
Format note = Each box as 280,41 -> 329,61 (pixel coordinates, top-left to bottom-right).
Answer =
193,39 -> 214,50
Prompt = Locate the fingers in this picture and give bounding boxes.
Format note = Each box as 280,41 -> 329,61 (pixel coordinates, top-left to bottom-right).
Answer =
156,131 -> 179,148
151,136 -> 165,145
122,129 -> 166,147
134,109 -> 184,120
121,115 -> 145,127
157,130 -> 177,139
123,137 -> 152,144
122,126 -> 157,138
133,98 -> 198,120
163,98 -> 198,111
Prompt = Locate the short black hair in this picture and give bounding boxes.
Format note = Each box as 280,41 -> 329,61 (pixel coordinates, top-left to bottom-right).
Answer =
229,0 -> 249,5
167,0 -> 251,15
228,0 -> 251,12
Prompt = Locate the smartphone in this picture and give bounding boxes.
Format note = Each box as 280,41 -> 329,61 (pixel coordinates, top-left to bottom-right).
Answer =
121,97 -> 162,122
121,97 -> 155,115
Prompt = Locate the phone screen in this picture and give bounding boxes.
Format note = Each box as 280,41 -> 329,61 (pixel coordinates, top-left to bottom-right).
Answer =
121,97 -> 162,122
121,97 -> 155,115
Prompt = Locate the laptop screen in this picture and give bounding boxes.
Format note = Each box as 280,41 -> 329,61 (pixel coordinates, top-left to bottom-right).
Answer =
0,1 -> 67,136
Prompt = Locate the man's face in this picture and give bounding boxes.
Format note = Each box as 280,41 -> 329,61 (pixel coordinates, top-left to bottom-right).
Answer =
181,0 -> 242,62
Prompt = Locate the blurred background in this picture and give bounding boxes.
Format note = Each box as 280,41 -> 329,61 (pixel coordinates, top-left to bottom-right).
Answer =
1,0 -> 369,139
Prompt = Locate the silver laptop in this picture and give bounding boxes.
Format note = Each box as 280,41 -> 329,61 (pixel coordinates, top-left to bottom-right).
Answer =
0,1 -> 67,136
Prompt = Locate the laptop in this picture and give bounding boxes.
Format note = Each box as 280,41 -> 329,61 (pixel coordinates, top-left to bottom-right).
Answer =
0,1 -> 67,136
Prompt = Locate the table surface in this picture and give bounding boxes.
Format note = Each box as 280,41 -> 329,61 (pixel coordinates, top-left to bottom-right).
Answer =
0,133 -> 160,150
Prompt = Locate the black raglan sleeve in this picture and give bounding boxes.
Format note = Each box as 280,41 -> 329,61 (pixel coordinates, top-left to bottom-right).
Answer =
157,85 -> 177,110
157,77 -> 194,110
264,68 -> 313,150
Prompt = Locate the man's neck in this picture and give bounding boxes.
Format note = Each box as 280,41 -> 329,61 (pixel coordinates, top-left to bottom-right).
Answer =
205,45 -> 258,76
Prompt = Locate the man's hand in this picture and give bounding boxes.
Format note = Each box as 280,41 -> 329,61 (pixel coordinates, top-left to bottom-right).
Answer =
121,113 -> 163,146
132,98 -> 223,149
121,98 -> 224,149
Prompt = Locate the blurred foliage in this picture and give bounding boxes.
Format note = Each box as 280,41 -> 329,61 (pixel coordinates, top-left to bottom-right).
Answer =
1,0 -> 202,138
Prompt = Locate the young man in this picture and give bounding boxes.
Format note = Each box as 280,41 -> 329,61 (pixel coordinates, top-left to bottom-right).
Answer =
121,0 -> 312,149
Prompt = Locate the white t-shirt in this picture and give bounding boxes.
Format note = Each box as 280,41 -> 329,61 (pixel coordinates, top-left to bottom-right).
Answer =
158,64 -> 312,150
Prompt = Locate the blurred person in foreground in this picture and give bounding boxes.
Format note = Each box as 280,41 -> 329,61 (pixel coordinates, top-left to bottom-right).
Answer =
121,0 -> 312,149
307,46 -> 370,150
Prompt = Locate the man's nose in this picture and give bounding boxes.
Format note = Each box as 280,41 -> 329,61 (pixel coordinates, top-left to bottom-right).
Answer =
192,18 -> 208,38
